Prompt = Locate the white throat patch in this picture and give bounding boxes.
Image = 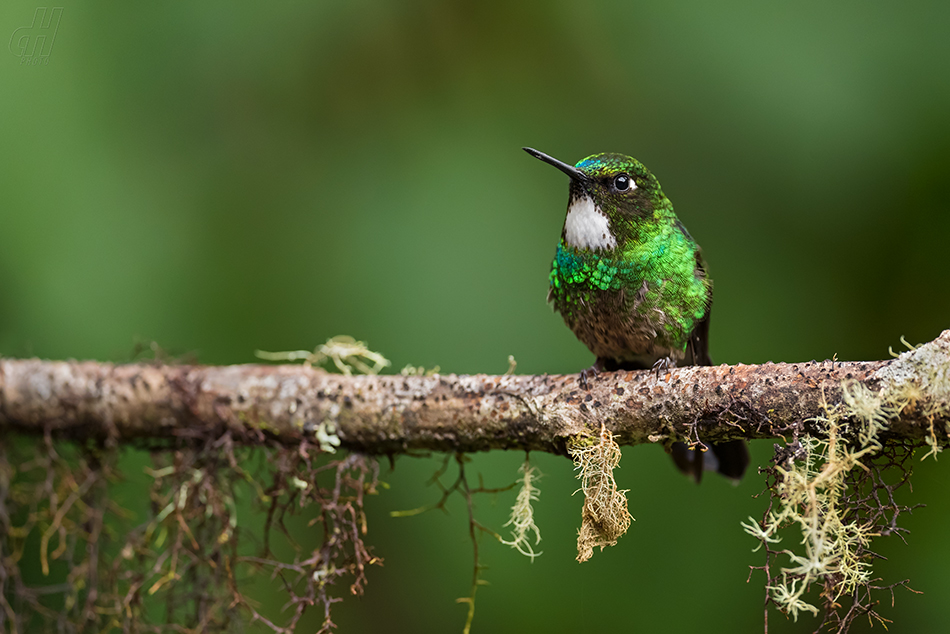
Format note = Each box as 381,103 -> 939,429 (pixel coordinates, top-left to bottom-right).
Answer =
563,195 -> 616,251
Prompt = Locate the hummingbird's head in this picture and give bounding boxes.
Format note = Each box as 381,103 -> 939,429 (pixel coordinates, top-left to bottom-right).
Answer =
524,148 -> 665,252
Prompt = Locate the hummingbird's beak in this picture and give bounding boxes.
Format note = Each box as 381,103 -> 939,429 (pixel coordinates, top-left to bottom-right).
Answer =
523,147 -> 585,181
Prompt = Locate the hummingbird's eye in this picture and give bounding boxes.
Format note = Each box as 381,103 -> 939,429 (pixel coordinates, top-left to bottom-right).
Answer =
613,174 -> 634,192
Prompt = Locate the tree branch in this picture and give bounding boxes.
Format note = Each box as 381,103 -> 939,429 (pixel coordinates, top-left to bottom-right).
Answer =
2,331 -> 949,454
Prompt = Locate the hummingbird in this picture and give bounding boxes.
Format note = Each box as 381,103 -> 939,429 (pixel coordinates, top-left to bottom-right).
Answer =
524,147 -> 749,482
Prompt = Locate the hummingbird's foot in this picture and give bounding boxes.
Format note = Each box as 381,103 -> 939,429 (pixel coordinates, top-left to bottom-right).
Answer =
652,356 -> 675,381
578,358 -> 608,390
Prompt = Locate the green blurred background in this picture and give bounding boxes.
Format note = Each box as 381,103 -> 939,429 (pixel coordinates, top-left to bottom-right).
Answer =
2,1 -> 949,632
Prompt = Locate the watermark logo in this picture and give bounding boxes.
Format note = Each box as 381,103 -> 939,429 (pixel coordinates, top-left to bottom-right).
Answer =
9,7 -> 63,65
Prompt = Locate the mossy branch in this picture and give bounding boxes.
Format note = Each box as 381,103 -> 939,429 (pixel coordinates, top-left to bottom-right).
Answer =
2,330 -> 950,453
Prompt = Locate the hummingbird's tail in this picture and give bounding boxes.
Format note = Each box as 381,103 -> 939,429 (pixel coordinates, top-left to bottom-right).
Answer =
670,440 -> 749,483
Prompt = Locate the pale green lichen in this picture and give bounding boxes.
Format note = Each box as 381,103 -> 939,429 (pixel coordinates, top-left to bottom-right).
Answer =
256,335 -> 391,376
314,421 -> 341,454
256,335 -> 388,452
742,402 -> 882,620
568,424 -> 633,562
840,380 -> 895,450
744,334 -> 950,622
501,459 -> 542,560
399,363 -> 441,376
881,334 -> 950,460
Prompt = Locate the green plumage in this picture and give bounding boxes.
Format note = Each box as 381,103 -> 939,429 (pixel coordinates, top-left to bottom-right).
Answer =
525,147 -> 749,482
538,151 -> 711,367
549,230 -> 709,359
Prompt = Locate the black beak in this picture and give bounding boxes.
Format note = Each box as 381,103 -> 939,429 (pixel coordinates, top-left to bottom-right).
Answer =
523,147 -> 584,181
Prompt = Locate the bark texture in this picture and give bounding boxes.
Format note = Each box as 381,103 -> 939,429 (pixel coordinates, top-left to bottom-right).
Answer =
2,330 -> 949,454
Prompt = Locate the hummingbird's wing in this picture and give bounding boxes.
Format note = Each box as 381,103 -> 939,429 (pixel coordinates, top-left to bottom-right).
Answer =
687,309 -> 712,366
686,252 -> 713,367
672,252 -> 750,482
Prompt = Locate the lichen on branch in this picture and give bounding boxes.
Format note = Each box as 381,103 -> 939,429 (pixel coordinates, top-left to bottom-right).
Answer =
569,424 -> 633,562
743,336 -> 946,629
501,457 -> 543,560
4,331 -> 950,455
2,331 -> 950,634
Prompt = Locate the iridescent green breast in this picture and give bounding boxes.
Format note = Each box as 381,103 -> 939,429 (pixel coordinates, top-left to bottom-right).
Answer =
548,232 -> 710,361
549,244 -> 639,293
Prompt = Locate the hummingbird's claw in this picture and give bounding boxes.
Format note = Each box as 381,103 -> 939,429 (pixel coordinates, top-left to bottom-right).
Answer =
652,356 -> 675,381
578,367 -> 596,389
578,358 -> 608,389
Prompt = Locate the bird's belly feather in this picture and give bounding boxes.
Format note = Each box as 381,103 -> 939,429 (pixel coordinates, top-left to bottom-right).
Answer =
549,244 -> 704,363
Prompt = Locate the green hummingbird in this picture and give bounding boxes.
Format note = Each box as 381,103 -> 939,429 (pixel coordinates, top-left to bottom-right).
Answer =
524,147 -> 748,481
